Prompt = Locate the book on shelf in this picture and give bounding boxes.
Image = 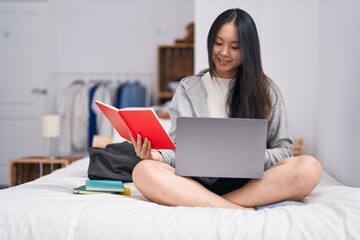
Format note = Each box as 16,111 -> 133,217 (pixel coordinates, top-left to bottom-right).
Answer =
85,179 -> 125,192
73,185 -> 131,196
95,100 -> 176,150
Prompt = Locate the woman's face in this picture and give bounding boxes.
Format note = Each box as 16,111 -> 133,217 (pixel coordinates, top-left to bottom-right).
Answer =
212,22 -> 241,79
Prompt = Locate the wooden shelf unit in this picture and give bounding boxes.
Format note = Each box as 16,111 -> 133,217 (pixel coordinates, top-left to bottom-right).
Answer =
157,44 -> 194,105
9,156 -> 83,187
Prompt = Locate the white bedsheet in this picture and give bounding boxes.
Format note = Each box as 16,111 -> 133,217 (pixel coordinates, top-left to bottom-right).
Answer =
0,157 -> 359,240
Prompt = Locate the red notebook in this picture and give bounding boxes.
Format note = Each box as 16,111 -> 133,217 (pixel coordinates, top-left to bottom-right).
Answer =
95,100 -> 176,149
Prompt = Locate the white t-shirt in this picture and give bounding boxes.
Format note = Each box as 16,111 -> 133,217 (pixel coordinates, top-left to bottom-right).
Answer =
201,72 -> 233,118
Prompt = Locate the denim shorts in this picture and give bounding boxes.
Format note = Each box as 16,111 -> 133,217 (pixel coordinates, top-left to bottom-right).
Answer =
194,177 -> 250,196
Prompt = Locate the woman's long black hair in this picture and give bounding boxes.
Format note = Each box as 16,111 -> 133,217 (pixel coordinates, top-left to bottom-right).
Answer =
207,8 -> 275,119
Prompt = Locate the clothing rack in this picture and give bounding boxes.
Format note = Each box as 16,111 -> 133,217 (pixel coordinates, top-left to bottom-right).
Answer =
46,71 -> 156,156
49,71 -> 156,107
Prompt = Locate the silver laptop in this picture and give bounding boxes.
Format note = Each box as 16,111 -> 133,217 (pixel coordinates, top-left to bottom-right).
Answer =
175,117 -> 268,179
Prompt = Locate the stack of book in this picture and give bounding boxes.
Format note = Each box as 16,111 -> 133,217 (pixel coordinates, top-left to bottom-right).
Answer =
73,180 -> 130,196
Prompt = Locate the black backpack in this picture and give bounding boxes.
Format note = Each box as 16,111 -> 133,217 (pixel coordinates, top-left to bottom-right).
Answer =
88,142 -> 141,182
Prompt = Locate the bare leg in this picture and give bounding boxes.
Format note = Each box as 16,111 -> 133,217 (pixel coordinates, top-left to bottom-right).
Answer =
132,160 -> 252,209
222,155 -> 323,207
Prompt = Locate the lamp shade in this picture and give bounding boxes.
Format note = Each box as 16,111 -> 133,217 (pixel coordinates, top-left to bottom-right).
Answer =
41,115 -> 61,138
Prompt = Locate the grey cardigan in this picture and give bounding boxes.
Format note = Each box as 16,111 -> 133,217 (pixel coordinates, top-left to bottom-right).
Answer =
160,70 -> 293,171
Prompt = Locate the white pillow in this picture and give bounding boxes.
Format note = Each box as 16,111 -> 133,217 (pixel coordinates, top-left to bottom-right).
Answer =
112,119 -> 172,143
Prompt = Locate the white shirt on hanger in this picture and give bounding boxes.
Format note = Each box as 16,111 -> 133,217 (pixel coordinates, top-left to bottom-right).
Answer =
91,84 -> 113,137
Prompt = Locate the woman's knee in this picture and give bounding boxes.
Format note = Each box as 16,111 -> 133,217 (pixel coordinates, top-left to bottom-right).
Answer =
299,155 -> 323,182
132,160 -> 156,185
132,160 -> 172,190
293,155 -> 323,197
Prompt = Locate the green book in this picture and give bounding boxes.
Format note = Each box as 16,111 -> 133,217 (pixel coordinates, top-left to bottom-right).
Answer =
73,185 -> 131,196
85,179 -> 125,192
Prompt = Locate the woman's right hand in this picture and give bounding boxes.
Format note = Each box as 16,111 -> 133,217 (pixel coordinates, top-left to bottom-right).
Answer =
129,132 -> 164,162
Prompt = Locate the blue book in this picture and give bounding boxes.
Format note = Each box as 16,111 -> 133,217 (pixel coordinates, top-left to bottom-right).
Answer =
85,180 -> 125,192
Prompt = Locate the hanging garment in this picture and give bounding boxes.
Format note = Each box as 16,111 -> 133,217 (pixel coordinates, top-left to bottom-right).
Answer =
130,81 -> 146,107
91,83 -> 113,137
56,82 -> 84,155
72,83 -> 89,151
88,83 -> 100,148
118,81 -> 146,108
116,81 -> 128,108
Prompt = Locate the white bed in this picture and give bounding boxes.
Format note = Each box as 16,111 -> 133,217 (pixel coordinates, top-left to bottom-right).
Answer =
1,117 -> 360,239
0,156 -> 360,240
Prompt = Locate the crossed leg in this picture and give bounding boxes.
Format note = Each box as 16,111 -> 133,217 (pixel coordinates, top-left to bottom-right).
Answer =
132,155 -> 322,209
222,155 -> 323,207
132,160 -> 246,209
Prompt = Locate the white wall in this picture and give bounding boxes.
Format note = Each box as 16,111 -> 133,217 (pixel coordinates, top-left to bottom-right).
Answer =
260,1 -> 318,156
52,0 -> 194,73
195,0 -> 360,186
316,0 -> 360,187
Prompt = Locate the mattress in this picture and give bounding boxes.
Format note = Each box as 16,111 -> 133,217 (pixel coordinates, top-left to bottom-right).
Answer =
0,157 -> 360,240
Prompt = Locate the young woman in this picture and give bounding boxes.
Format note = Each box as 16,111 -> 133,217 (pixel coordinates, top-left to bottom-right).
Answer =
129,8 -> 322,210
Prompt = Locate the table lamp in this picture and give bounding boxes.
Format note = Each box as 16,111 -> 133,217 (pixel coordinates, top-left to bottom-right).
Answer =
41,115 -> 61,159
